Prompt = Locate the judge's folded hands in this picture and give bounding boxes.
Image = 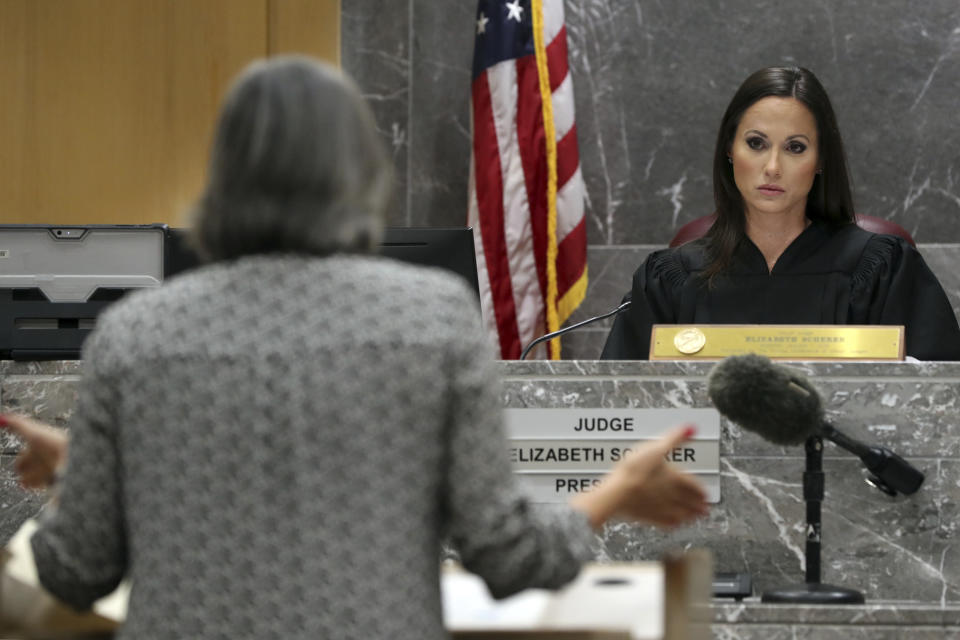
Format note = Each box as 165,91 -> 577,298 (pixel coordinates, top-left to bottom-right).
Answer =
570,424 -> 709,529
1,412 -> 708,530
0,413 -> 69,490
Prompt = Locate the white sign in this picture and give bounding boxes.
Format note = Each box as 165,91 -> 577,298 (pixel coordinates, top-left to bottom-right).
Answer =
504,408 -> 721,503
509,439 -> 719,472
517,472 -> 721,504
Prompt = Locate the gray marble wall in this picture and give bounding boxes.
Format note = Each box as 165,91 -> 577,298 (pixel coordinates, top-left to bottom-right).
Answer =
342,1 -> 960,359
0,362 -> 76,541
4,360 -> 960,634
501,360 -> 960,605
6,360 -> 959,620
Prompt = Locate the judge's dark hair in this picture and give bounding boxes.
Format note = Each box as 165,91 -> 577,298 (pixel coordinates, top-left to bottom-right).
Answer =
705,66 -> 855,279
191,56 -> 392,262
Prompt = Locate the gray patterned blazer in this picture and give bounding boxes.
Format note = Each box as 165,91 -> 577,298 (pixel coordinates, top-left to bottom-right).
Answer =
31,254 -> 593,639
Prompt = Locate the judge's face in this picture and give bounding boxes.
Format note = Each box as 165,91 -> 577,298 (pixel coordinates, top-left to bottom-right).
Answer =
729,97 -> 819,221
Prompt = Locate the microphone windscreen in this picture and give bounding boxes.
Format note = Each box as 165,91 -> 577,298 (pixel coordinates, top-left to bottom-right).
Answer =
707,354 -> 823,445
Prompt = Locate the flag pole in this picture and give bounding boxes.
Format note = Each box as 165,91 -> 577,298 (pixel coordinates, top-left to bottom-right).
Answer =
531,0 -> 561,359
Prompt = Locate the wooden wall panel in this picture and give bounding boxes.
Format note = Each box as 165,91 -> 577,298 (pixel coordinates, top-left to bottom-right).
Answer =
0,0 -> 267,225
268,0 -> 340,64
0,1 -> 33,224
0,0 -> 340,226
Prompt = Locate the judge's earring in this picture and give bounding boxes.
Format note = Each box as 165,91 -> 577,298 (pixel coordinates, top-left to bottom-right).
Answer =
727,156 -> 733,164
816,168 -> 823,174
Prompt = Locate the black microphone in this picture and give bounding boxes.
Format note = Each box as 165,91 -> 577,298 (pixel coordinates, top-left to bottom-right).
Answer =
707,353 -> 924,496
519,300 -> 631,360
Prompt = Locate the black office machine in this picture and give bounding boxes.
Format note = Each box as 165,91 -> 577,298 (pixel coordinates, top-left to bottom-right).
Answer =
0,224 -> 170,360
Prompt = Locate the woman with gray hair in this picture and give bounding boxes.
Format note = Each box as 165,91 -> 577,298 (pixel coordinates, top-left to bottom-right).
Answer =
4,57 -> 707,639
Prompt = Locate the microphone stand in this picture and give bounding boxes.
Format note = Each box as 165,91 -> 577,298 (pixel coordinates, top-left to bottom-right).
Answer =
519,301 -> 631,360
762,436 -> 865,604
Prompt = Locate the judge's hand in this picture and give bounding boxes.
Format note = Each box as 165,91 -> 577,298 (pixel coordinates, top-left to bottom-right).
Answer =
570,424 -> 709,530
0,414 -> 69,489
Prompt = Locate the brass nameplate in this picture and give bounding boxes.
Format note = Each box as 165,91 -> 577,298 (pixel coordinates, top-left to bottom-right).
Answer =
649,325 -> 905,360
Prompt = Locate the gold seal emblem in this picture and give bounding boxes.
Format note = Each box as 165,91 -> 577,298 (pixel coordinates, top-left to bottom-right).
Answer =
673,328 -> 706,355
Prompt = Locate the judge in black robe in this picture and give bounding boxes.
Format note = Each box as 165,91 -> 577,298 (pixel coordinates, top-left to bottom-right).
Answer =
602,66 -> 960,362
600,220 -> 960,361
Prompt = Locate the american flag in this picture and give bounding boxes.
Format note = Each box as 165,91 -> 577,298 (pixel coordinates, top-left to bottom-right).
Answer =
468,0 -> 587,360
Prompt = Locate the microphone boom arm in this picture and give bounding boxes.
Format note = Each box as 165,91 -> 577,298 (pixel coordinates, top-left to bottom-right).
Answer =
820,422 -> 924,496
519,300 -> 631,361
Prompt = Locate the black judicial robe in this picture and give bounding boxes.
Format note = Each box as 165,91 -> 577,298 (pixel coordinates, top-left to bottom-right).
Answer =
600,221 -> 960,361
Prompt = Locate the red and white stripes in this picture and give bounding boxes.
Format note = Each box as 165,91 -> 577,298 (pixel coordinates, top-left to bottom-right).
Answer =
469,0 -> 587,359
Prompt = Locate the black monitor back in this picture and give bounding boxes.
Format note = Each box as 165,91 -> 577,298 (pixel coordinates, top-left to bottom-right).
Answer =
378,227 -> 480,299
168,226 -> 480,297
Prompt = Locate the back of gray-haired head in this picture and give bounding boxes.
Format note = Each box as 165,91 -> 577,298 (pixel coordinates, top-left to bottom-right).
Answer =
191,56 -> 393,261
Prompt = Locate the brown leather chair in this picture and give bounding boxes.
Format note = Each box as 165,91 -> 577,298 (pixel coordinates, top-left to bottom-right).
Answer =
668,213 -> 916,248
